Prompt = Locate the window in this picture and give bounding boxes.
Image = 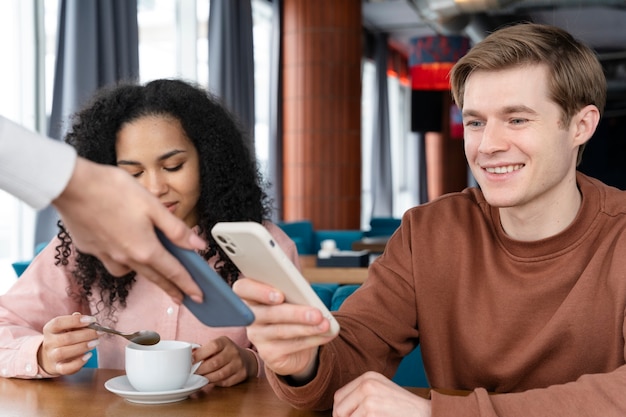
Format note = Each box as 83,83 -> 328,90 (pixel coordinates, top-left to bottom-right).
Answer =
137,0 -> 204,83
360,59 -> 375,230
136,0 -> 272,176
360,57 -> 415,230
388,70 -> 419,217
0,0 -> 41,292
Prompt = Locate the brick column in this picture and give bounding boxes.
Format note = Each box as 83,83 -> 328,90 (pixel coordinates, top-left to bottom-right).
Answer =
282,0 -> 361,230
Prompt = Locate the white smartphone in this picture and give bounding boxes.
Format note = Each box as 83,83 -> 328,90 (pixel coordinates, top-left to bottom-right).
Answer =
211,221 -> 340,337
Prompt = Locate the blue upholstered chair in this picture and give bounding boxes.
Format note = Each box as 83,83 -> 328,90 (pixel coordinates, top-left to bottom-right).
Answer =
329,284 -> 361,311
311,283 -> 340,309
365,217 -> 402,237
277,220 -> 316,254
314,230 -> 364,252
11,261 -> 30,278
11,242 -> 48,278
277,220 -> 365,254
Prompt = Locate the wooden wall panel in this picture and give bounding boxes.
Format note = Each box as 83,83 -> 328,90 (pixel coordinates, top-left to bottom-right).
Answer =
282,0 -> 361,230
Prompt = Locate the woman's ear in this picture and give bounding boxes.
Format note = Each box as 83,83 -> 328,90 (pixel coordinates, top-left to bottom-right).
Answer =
572,104 -> 601,147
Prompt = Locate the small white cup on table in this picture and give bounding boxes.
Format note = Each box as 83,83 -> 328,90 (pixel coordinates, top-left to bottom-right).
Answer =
125,340 -> 202,392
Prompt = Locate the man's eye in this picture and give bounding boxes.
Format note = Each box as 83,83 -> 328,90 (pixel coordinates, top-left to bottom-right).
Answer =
465,120 -> 483,128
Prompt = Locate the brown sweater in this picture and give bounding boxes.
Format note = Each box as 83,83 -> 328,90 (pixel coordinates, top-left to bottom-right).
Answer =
267,172 -> 626,416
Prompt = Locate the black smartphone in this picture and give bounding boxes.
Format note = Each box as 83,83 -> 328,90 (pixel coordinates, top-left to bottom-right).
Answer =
155,229 -> 254,327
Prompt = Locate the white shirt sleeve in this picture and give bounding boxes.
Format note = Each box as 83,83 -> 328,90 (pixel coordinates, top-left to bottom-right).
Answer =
0,115 -> 77,210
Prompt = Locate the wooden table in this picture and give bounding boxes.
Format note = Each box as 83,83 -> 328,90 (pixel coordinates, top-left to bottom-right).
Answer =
300,255 -> 369,284
0,369 -> 436,417
351,236 -> 390,253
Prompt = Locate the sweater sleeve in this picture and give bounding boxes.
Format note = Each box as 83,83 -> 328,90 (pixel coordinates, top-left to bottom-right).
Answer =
430,365 -> 626,416
0,239 -> 84,379
266,327 -> 626,416
0,116 -> 76,210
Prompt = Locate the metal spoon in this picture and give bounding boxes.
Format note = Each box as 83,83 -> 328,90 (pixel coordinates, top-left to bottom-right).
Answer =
88,322 -> 161,346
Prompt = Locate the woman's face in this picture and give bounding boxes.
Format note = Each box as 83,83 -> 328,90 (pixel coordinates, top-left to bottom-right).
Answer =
115,115 -> 201,228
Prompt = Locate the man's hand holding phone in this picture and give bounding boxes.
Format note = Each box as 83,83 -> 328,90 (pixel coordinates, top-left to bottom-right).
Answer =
213,221 -> 340,379
232,277 -> 336,380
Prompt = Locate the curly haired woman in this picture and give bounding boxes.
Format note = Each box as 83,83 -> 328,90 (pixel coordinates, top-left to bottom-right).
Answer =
0,79 -> 299,386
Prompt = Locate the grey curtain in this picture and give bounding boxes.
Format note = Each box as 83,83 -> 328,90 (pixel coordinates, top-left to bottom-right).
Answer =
370,33 -> 393,217
208,0 -> 255,155
35,0 -> 139,248
268,0 -> 283,220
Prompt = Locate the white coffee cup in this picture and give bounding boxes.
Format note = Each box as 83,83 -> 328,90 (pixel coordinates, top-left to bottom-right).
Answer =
125,340 -> 202,392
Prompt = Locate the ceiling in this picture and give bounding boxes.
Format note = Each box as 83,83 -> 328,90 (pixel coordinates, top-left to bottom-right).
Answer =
362,0 -> 626,53
362,0 -> 626,115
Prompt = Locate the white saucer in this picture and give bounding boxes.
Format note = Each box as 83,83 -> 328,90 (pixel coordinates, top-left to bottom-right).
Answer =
104,374 -> 209,404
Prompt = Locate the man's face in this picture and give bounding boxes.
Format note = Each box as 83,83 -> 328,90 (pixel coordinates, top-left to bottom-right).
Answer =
462,64 -> 581,214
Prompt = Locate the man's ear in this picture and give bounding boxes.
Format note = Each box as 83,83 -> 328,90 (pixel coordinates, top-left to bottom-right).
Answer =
572,104 -> 600,147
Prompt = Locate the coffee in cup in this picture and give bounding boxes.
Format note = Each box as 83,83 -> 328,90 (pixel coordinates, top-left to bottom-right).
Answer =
125,340 -> 201,392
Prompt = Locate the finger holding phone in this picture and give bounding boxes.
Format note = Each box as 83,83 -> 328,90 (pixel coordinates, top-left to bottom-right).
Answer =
233,277 -> 336,381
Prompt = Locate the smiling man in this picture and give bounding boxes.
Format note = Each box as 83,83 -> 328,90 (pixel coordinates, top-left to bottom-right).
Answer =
233,23 -> 626,416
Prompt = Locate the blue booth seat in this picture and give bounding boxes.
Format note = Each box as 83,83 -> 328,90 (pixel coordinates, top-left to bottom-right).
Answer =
310,283 -> 340,309
277,220 -> 316,254
314,230 -> 364,252
11,242 -> 49,278
11,261 -> 30,278
277,220 -> 365,254
364,217 -> 402,237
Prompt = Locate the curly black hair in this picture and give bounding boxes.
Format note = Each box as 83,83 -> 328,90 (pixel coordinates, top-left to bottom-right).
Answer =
56,78 -> 272,313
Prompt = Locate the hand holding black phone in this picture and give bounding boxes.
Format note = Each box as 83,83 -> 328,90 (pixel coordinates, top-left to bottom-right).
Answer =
155,228 -> 254,327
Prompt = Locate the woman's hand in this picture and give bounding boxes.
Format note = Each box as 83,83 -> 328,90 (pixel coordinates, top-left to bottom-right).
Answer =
192,336 -> 257,387
37,313 -> 99,376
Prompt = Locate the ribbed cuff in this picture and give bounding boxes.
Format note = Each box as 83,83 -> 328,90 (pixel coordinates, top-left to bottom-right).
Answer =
246,347 -> 265,378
